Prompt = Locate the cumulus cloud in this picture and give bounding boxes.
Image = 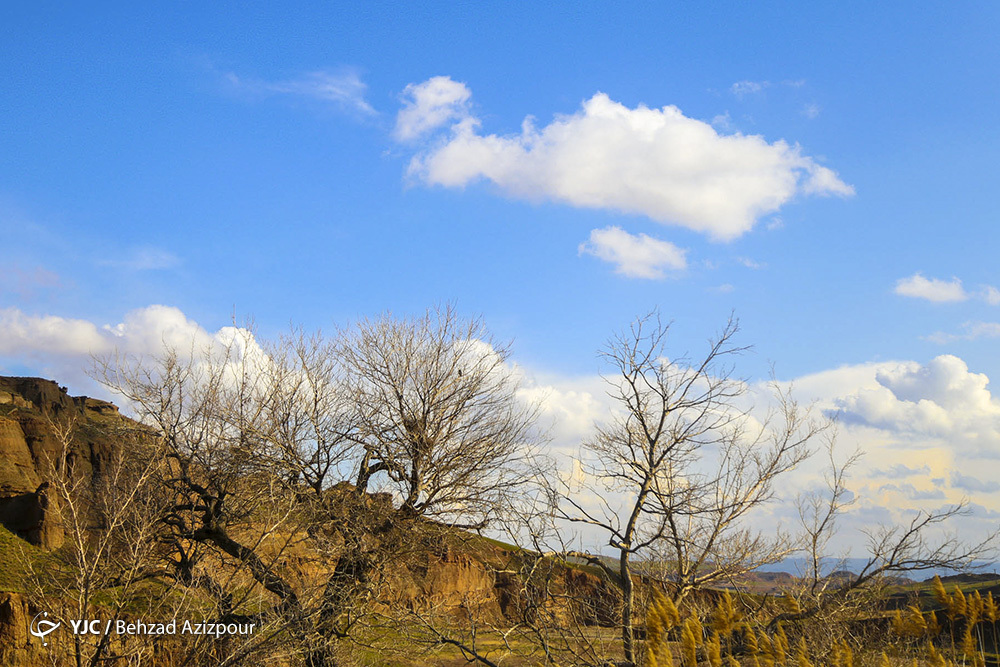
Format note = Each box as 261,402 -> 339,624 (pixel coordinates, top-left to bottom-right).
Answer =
894,273 -> 968,302
7,303 -> 999,553
0,306 -> 264,401
831,355 -> 1000,450
578,226 -> 687,279
764,355 -> 1000,551
227,69 -> 375,115
0,305 -> 257,360
517,373 -> 609,456
0,308 -> 110,358
981,285 -> 1000,305
525,352 -> 1000,553
401,77 -> 853,241
394,76 -> 472,141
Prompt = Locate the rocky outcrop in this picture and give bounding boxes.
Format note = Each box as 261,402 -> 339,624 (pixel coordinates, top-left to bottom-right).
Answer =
0,592 -> 47,666
0,377 -> 124,549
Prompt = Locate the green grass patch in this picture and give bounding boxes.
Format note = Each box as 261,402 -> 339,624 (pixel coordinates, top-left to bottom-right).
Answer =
0,523 -> 55,592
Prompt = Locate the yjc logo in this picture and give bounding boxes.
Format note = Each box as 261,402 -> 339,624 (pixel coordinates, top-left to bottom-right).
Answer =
29,612 -> 61,646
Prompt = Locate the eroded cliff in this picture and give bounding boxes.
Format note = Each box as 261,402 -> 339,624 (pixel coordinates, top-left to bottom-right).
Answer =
0,377 -> 123,549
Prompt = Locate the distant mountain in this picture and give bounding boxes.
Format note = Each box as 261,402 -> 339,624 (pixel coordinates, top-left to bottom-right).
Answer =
754,557 -> 998,582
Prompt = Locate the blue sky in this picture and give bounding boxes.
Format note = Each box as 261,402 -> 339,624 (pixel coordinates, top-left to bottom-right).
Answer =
2,3 -> 999,552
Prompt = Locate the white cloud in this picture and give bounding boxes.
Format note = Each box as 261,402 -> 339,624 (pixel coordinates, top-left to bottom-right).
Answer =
710,112 -> 733,131
731,80 -> 768,98
402,78 -> 853,241
830,355 -> 1000,451
524,352 -> 1000,554
578,226 -> 687,279
0,305 -> 249,361
101,246 -> 179,271
802,103 -> 821,119
925,321 -> 1000,344
0,308 -> 110,358
0,306 -> 264,401
394,76 -> 472,142
894,273 -> 969,303
518,373 -> 609,456
228,69 -> 375,115
736,256 -> 765,270
895,274 -> 999,306
762,357 -> 1000,552
981,285 -> 1000,305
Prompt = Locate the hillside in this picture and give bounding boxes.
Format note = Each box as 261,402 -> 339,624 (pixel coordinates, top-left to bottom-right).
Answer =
0,377 -> 622,666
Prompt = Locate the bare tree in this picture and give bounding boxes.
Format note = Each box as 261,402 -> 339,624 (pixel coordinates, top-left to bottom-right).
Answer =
95,330 -> 364,666
92,313 -> 541,666
554,313 -> 821,666
20,416 -> 180,667
775,439 -> 998,634
340,305 -> 540,530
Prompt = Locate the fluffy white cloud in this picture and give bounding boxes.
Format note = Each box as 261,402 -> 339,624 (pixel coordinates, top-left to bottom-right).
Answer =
578,226 -> 687,279
0,306 -> 264,402
895,274 -> 1000,308
0,308 -> 110,358
517,373 -> 609,456
402,78 -> 853,241
894,273 -> 968,302
227,69 -> 375,115
394,76 -> 472,142
830,355 -> 1000,452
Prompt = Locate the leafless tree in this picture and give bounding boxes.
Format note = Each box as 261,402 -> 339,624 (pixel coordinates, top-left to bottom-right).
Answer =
774,438 -> 998,634
20,415 -> 181,667
94,330 -> 367,666
554,313 -> 822,666
340,305 -> 541,530
87,310 -> 542,665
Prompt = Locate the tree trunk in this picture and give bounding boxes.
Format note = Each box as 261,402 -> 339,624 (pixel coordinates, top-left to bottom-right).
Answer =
620,550 -> 636,667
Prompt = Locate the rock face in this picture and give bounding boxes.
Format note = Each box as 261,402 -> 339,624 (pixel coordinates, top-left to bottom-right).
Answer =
0,592 -> 46,666
0,377 -> 123,549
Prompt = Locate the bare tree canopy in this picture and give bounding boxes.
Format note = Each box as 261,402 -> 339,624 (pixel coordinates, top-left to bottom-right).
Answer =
11,308 -> 997,667
342,305 -> 541,529
555,313 -> 822,666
